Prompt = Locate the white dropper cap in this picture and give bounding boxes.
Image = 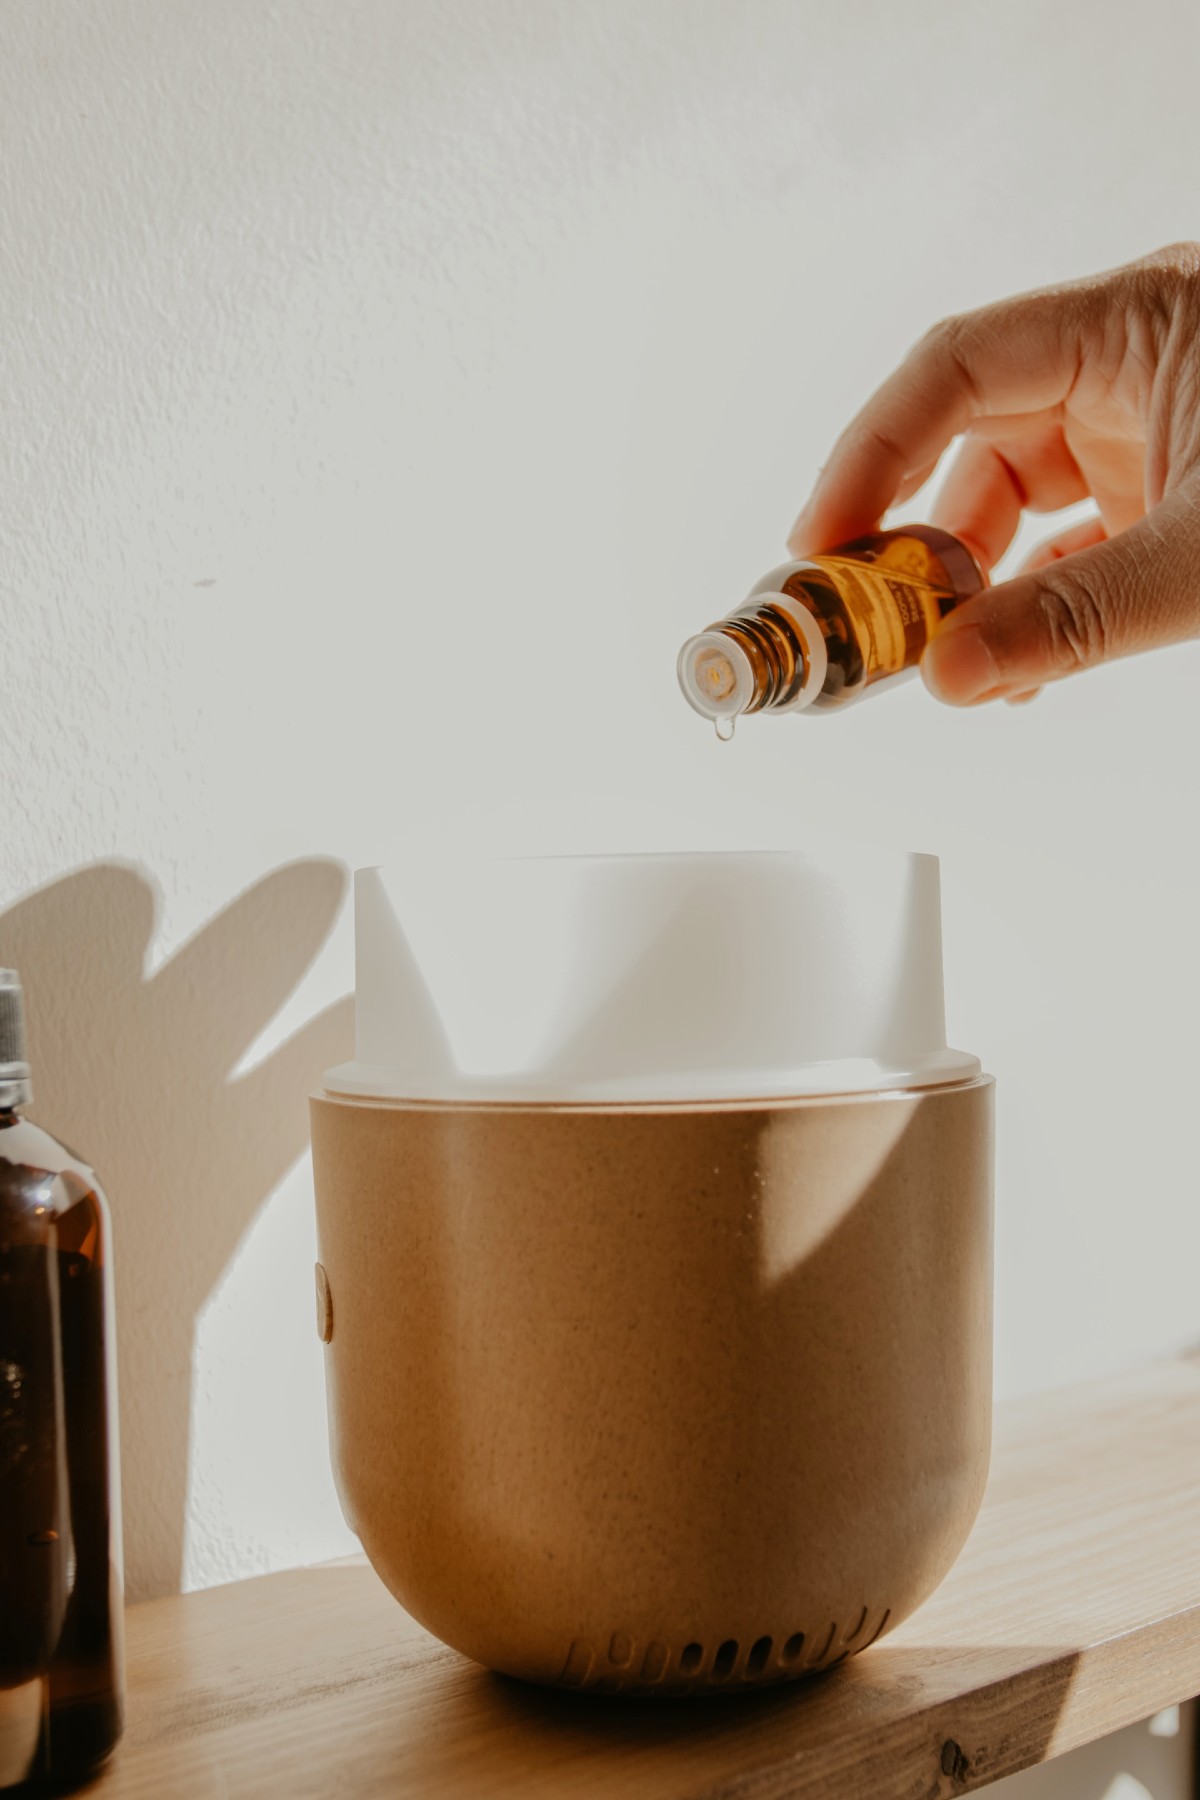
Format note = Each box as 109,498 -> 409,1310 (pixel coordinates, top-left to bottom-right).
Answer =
0,970 -> 32,1108
676,632 -> 756,721
676,591 -> 828,723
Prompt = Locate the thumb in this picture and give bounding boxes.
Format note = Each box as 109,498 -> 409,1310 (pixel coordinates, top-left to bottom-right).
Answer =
921,484 -> 1200,705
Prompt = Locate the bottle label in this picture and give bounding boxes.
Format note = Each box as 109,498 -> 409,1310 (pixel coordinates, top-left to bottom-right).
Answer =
810,553 -> 955,677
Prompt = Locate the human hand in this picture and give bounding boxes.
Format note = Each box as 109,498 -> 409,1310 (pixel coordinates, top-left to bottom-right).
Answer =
788,245 -> 1200,705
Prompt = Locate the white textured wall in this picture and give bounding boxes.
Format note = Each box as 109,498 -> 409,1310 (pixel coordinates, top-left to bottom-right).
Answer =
1,8 -> 1197,1746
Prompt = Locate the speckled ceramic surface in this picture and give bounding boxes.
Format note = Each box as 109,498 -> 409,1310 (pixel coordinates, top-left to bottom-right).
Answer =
311,1077 -> 993,1694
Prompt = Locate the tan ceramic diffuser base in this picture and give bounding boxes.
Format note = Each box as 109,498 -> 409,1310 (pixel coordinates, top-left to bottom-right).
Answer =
311,1077 -> 993,1695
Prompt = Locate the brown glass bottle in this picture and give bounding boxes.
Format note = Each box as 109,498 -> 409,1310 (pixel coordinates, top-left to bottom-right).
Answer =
677,525 -> 986,729
0,973 -> 123,1793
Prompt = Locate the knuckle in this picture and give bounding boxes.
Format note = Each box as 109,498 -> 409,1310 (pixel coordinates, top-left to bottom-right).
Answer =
1128,243 -> 1200,326
919,313 -> 958,349
918,312 -> 983,403
1033,568 -> 1113,672
922,311 -> 968,355
858,420 -> 907,468
1145,240 -> 1200,281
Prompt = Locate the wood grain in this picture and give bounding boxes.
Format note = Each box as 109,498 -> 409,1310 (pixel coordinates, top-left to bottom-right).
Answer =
86,1356 -> 1200,1800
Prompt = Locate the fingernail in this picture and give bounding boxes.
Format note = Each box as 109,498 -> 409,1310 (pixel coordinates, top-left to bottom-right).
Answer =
787,500 -> 814,553
922,624 -> 1003,705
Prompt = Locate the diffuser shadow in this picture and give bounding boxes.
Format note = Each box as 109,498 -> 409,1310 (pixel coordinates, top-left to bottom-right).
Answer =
0,860 -> 353,1601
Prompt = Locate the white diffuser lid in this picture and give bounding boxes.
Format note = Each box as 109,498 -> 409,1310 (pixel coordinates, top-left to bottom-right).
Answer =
323,849 -> 979,1105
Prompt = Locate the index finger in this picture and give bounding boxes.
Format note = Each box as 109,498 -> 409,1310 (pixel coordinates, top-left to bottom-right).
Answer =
788,286 -> 1091,557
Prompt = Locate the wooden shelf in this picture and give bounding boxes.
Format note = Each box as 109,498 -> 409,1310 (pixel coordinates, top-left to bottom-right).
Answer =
93,1356 -> 1200,1799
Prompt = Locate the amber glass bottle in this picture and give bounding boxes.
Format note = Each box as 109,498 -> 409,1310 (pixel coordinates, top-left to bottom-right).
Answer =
677,525 -> 985,730
0,971 -> 123,1793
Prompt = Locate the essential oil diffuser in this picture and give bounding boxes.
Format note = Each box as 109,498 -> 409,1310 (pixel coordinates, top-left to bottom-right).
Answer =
310,850 -> 993,1695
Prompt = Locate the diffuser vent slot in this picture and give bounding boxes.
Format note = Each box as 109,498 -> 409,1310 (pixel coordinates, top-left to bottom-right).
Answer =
556,1606 -> 891,1694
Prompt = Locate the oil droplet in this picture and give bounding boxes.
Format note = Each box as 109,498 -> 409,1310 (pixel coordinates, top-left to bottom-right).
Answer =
714,716 -> 735,743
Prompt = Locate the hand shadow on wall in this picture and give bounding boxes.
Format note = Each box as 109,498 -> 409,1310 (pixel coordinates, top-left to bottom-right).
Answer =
0,860 -> 353,1602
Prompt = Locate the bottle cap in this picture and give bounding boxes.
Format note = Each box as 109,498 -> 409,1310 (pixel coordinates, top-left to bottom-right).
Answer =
676,632 -> 756,721
0,970 -> 33,1107
323,849 -> 981,1105
677,590 -> 828,722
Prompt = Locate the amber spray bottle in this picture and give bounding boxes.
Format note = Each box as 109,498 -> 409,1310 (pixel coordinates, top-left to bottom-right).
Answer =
677,525 -> 985,735
0,971 -> 124,1793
